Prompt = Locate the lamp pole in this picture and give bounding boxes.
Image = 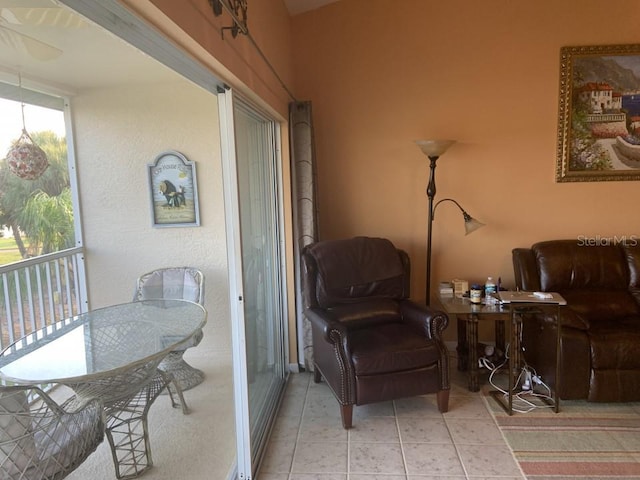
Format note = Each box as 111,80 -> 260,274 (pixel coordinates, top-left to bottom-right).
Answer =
416,140 -> 455,305
425,154 -> 438,305
417,140 -> 485,305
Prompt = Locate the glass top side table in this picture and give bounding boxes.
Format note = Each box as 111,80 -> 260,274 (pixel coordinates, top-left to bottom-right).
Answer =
436,294 -> 509,392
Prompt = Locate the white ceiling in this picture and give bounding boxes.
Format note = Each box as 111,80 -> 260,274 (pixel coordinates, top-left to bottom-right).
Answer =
0,1 -> 181,94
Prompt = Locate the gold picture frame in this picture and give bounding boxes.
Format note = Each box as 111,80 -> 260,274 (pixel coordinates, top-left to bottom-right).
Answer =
557,44 -> 640,182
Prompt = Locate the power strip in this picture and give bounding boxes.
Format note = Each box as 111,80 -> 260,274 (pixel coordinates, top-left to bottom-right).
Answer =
521,369 -> 532,390
519,365 -> 545,392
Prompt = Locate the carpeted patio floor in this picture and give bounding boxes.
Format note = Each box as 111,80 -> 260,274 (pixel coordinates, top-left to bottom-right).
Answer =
483,389 -> 640,480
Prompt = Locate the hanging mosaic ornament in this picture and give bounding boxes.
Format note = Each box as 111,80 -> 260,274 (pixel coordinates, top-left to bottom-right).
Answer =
6,128 -> 49,180
5,74 -> 49,180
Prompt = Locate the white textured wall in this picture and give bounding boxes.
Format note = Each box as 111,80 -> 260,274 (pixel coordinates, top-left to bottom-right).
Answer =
71,80 -> 230,352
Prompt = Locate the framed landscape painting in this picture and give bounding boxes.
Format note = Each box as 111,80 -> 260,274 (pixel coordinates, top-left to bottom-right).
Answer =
557,44 -> 640,182
147,150 -> 200,227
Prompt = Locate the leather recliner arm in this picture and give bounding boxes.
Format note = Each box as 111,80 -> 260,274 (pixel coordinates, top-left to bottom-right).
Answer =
305,307 -> 348,343
399,299 -> 449,339
304,307 -> 355,404
399,299 -> 451,392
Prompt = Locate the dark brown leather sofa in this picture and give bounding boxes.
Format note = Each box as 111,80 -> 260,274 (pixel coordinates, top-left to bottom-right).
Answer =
512,239 -> 640,402
302,236 -> 450,428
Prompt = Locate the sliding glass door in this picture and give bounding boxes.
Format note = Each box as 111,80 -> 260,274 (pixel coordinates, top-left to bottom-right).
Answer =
219,88 -> 288,479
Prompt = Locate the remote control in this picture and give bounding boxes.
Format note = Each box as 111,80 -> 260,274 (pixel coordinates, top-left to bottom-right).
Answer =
533,292 -> 553,299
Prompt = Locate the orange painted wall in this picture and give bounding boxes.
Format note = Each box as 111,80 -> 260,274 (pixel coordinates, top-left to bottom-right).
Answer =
122,0 -> 640,347
125,0 -> 294,117
290,0 -> 640,334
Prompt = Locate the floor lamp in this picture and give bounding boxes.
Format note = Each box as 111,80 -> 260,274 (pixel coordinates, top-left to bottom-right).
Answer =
416,140 -> 485,305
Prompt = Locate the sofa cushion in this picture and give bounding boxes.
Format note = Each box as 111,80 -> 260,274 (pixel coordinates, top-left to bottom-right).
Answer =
560,290 -> 640,325
589,369 -> 640,402
557,308 -> 589,331
328,298 -> 401,329
589,320 -> 640,370
350,322 -> 440,376
532,241 -> 629,291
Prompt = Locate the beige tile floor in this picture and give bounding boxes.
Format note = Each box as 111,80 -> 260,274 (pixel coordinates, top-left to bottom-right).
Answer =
258,359 -> 526,480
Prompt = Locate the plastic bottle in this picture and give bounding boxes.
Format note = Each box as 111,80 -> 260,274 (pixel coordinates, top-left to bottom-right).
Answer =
485,276 -> 496,304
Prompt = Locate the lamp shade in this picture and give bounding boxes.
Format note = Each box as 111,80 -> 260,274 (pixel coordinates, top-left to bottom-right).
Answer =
434,198 -> 486,236
415,140 -> 456,158
464,216 -> 486,235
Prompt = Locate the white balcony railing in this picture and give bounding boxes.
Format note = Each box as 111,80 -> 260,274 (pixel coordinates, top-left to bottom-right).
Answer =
0,247 -> 88,354
585,113 -> 626,123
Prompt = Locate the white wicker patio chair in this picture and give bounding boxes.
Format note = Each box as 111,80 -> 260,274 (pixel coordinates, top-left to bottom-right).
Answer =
0,385 -> 104,480
133,267 -> 206,395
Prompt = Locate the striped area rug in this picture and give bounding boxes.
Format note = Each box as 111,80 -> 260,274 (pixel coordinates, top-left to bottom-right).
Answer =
484,393 -> 640,479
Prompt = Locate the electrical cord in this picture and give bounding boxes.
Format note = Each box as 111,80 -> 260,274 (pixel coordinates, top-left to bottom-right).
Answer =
480,343 -> 555,413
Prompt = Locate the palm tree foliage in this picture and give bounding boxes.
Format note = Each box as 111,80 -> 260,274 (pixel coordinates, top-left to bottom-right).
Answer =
0,130 -> 73,258
19,188 -> 74,255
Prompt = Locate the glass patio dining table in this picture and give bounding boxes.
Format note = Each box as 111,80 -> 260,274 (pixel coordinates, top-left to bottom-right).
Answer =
0,299 -> 207,479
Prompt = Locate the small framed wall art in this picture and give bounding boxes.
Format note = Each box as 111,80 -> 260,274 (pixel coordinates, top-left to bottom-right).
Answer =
557,43 -> 640,182
147,150 -> 200,227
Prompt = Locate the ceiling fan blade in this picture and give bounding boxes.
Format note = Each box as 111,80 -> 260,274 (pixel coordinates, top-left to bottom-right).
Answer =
1,6 -> 86,28
0,22 -> 21,50
0,1 -> 56,8
0,24 -> 61,61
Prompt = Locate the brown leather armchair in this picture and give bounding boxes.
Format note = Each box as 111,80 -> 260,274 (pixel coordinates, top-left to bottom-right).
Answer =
302,236 -> 450,428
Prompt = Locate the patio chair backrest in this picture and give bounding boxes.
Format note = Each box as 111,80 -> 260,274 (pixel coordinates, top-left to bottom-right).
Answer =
134,267 -> 204,305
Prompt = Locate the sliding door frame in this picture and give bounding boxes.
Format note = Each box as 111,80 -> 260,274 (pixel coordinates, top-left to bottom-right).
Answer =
57,4 -> 291,478
218,87 -> 289,480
